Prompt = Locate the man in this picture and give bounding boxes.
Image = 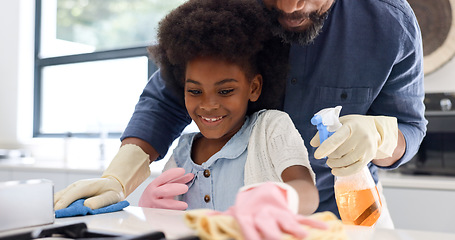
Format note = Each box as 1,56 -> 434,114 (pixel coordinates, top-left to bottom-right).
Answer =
55,0 -> 426,228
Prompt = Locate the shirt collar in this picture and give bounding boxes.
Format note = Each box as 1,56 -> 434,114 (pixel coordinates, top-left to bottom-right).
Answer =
209,110 -> 262,161
177,110 -> 263,168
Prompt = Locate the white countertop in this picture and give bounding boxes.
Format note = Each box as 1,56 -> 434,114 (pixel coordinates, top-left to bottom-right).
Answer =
378,170 -> 455,191
56,207 -> 455,240
0,157 -> 164,176
2,206 -> 455,240
0,157 -> 106,174
3,157 -> 455,191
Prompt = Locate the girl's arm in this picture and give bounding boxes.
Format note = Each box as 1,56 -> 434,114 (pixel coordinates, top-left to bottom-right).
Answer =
282,165 -> 319,215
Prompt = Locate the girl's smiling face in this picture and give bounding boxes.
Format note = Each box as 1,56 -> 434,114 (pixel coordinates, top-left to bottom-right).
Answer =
184,56 -> 262,142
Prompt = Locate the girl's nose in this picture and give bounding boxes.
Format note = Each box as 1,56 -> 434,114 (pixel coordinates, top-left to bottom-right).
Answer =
277,0 -> 305,14
199,95 -> 220,111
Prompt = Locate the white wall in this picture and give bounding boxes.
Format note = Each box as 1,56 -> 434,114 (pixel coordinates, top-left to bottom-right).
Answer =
1,1 -> 455,150
0,0 -> 21,147
424,57 -> 455,93
0,0 -> 34,148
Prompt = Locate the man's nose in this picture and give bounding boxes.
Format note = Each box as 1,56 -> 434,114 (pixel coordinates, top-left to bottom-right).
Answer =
277,0 -> 305,14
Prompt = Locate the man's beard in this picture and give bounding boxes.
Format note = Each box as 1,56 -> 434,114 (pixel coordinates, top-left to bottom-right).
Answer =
267,8 -> 330,45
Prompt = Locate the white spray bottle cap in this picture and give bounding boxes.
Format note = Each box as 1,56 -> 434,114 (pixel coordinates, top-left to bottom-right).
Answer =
311,106 -> 343,143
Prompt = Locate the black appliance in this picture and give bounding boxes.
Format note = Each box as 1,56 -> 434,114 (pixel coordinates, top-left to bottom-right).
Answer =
0,222 -> 199,240
399,92 -> 455,176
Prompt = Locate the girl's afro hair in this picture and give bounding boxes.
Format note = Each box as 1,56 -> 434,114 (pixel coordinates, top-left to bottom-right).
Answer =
149,0 -> 289,114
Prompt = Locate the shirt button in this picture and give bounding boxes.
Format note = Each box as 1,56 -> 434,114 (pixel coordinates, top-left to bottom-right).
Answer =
204,195 -> 211,203
291,78 -> 297,85
340,92 -> 348,100
203,169 -> 211,178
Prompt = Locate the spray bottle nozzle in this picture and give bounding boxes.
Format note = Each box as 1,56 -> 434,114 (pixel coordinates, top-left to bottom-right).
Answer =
311,106 -> 343,144
311,115 -> 330,144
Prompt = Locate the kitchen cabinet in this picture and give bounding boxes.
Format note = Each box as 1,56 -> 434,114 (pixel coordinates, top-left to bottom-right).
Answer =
380,171 -> 455,234
384,187 -> 455,233
11,169 -> 67,191
0,159 -> 159,206
0,170 -> 11,181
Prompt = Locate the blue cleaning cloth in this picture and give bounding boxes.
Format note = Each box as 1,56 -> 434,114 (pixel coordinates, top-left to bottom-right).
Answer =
55,199 -> 130,218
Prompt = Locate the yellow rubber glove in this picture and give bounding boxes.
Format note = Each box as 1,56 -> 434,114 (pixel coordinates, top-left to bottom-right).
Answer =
310,115 -> 398,177
54,144 -> 151,210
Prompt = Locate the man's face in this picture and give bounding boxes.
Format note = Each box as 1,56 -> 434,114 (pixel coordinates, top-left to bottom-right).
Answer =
263,0 -> 335,45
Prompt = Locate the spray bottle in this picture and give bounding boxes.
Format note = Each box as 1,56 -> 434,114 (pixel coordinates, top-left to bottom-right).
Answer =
311,106 -> 382,227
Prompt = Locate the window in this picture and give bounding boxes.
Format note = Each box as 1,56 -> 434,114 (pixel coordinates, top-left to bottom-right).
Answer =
34,0 -> 186,138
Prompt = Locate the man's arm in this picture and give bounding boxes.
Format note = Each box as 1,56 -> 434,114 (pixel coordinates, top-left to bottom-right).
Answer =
121,137 -> 159,164
121,70 -> 191,160
368,1 -> 427,169
372,129 -> 405,167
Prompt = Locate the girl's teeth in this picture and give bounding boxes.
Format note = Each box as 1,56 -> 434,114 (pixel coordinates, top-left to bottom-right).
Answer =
202,116 -> 223,122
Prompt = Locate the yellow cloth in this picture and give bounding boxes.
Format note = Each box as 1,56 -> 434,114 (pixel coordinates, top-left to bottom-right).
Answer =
184,209 -> 243,240
301,212 -> 348,240
184,210 -> 348,240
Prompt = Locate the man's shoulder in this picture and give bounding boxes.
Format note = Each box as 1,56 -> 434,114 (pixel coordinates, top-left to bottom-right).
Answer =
338,0 -> 414,17
333,0 -> 419,40
344,0 -> 415,19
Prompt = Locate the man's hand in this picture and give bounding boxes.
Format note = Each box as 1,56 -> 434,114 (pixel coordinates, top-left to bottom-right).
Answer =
138,168 -> 194,210
310,115 -> 398,176
54,177 -> 124,210
54,144 -> 151,210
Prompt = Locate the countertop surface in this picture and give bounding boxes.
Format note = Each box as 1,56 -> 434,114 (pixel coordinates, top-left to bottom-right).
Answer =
1,206 -> 455,240
0,157 -> 107,174
378,170 -> 455,191
0,157 -> 166,176
2,157 -> 455,190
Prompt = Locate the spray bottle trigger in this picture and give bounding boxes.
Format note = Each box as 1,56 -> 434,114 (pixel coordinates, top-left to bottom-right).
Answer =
311,115 -> 330,144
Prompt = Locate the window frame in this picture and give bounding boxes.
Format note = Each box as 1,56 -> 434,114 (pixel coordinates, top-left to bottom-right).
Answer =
33,0 -> 157,138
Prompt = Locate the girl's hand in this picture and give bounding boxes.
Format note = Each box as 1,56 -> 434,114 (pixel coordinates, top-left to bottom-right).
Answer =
138,168 -> 194,210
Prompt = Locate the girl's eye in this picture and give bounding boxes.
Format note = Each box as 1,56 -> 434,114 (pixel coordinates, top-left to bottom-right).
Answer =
219,89 -> 234,95
187,89 -> 202,95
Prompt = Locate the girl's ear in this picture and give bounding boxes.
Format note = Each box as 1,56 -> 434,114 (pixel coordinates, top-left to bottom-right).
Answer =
249,74 -> 263,102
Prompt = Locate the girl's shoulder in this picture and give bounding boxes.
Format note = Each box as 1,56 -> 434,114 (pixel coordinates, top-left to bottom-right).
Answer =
250,109 -> 298,138
172,132 -> 200,160
256,109 -> 293,125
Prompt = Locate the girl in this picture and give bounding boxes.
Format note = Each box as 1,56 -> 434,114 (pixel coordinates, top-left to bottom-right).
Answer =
139,0 -> 319,216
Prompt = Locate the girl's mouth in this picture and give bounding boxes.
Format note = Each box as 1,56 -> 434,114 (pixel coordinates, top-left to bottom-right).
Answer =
200,115 -> 224,123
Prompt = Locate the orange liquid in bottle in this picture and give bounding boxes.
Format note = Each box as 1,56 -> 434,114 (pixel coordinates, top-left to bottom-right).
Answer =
335,185 -> 382,226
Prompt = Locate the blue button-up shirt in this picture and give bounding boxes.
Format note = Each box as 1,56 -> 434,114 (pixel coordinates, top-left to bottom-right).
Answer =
122,0 -> 427,216
171,112 -> 259,211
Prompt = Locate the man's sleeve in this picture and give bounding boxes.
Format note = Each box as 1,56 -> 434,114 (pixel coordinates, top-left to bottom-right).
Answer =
370,6 -> 427,169
121,70 -> 192,160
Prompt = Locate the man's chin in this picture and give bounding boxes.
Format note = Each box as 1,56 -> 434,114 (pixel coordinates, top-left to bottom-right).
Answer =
270,21 -> 323,46
281,24 -> 311,34
269,8 -> 330,45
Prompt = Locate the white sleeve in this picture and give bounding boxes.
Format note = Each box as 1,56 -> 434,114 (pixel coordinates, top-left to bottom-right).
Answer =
245,110 -> 316,185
